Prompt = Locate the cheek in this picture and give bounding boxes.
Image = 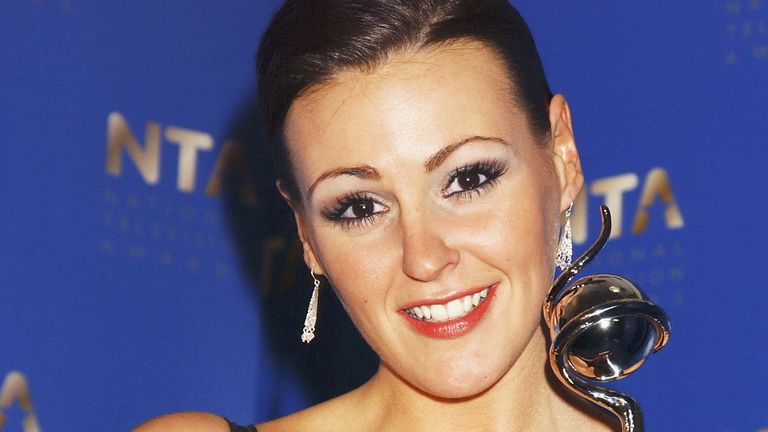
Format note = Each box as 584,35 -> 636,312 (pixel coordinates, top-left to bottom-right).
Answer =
460,180 -> 559,265
312,228 -> 399,335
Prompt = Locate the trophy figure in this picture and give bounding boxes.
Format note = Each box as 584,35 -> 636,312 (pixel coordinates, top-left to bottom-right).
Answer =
543,206 -> 671,432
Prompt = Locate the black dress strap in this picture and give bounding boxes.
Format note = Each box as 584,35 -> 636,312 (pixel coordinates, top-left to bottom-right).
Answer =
225,418 -> 258,432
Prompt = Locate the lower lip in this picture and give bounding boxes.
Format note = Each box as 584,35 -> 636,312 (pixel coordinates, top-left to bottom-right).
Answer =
399,284 -> 498,339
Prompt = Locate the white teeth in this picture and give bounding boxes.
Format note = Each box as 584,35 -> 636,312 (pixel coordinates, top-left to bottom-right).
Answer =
431,304 -> 448,321
446,299 -> 463,319
406,286 -> 493,323
462,295 -> 473,313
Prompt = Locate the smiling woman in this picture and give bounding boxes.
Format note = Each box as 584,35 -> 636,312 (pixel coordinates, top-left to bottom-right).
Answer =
133,1 -> 615,431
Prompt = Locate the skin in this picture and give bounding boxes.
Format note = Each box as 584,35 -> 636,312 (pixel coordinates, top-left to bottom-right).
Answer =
133,40 -> 609,432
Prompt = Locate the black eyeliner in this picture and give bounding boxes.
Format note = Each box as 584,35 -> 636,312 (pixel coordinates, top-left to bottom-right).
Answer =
442,159 -> 508,198
320,191 -> 384,229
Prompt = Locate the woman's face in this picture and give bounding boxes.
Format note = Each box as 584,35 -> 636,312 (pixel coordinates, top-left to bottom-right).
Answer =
283,41 -> 581,398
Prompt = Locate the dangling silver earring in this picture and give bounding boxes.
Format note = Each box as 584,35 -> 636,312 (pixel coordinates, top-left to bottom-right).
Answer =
301,269 -> 321,343
556,203 -> 573,270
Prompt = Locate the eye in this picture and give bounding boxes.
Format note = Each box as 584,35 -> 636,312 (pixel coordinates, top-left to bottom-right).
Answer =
448,171 -> 487,193
443,160 -> 507,198
339,198 -> 385,219
321,192 -> 389,229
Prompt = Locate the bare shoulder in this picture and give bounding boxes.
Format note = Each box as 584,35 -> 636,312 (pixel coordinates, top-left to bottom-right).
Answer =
257,403 -> 348,432
132,411 -> 230,432
258,388 -> 372,432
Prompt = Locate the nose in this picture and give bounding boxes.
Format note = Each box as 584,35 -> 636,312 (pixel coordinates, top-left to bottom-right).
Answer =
400,208 -> 459,282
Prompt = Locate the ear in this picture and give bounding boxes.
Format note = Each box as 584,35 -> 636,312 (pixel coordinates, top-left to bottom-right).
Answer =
548,94 -> 584,212
276,179 -> 326,275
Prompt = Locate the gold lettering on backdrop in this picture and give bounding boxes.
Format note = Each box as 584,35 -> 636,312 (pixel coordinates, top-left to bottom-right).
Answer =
105,114 -> 260,200
164,126 -> 214,192
571,169 -> 684,244
590,173 -> 639,238
106,112 -> 161,184
205,140 -> 258,206
205,140 -> 236,197
631,167 -> 685,234
723,0 -> 768,64
0,371 -> 40,432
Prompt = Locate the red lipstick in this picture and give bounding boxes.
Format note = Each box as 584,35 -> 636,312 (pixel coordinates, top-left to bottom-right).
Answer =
399,284 -> 497,339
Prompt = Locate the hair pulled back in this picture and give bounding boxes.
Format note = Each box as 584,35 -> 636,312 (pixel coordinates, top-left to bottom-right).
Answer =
257,0 -> 552,201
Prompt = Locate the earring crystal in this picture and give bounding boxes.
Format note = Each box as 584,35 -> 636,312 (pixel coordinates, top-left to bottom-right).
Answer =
301,269 -> 320,343
556,203 -> 573,270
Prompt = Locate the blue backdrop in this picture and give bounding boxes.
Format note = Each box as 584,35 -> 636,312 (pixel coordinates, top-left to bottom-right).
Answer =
1,1 -> 766,430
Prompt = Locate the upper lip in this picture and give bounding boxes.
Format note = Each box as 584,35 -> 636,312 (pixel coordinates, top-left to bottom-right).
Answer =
398,283 -> 497,310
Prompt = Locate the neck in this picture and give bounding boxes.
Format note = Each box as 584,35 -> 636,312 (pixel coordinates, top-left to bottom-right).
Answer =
358,329 -> 613,432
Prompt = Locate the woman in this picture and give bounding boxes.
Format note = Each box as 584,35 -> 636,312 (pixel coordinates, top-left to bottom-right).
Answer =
136,0 -> 613,430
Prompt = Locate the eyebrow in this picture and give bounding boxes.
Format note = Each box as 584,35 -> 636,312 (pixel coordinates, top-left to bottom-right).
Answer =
307,135 -> 510,197
307,165 -> 381,197
423,135 -> 510,172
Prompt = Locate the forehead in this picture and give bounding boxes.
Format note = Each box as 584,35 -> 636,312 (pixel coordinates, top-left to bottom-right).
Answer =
283,41 -> 532,186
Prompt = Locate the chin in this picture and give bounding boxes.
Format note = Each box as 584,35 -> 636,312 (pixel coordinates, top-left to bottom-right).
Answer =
410,357 -> 509,400
402,323 -> 545,401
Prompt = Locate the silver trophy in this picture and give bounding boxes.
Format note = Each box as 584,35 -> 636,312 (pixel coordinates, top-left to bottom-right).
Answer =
543,205 -> 671,432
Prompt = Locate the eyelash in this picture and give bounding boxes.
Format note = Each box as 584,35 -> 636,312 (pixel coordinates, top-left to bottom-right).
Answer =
320,159 -> 507,229
442,159 -> 508,199
321,192 -> 386,230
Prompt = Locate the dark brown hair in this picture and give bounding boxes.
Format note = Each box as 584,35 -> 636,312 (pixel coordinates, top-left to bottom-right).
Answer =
257,0 -> 552,201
